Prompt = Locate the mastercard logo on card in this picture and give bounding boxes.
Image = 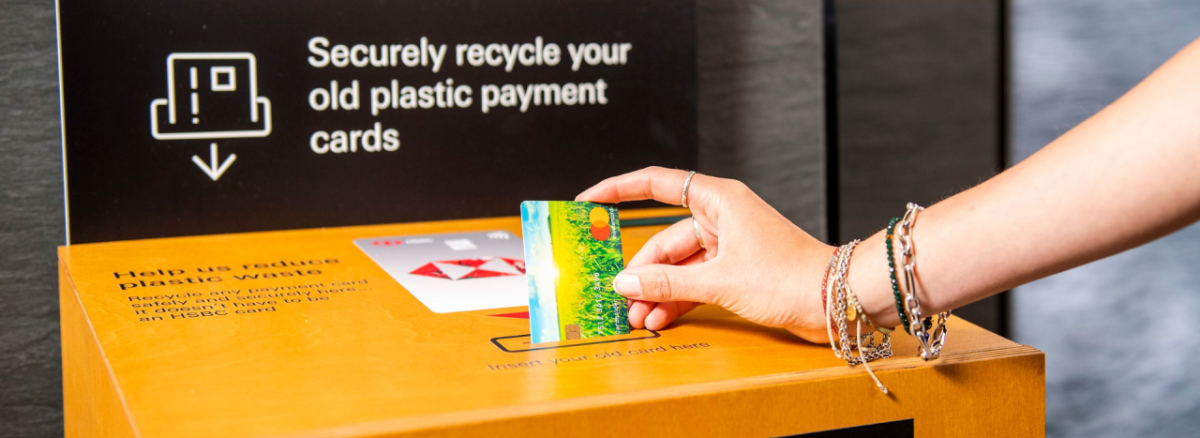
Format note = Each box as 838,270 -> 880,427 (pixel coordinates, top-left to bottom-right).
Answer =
589,206 -> 612,241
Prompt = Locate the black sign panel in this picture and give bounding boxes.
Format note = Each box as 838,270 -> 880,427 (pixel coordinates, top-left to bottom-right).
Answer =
58,0 -> 696,244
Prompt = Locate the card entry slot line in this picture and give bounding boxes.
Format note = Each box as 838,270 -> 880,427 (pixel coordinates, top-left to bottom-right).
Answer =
491,330 -> 661,353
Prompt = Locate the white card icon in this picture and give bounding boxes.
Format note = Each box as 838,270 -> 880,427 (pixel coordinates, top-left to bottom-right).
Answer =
445,238 -> 477,251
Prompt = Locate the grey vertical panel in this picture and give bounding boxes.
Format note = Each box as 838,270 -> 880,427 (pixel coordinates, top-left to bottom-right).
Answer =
0,0 -> 66,436
836,0 -> 1005,333
1012,1 -> 1200,437
697,0 -> 827,239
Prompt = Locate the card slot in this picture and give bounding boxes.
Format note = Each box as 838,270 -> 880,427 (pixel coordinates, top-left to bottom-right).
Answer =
491,330 -> 661,353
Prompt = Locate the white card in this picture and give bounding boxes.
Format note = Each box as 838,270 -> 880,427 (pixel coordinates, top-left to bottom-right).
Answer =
353,230 -> 527,313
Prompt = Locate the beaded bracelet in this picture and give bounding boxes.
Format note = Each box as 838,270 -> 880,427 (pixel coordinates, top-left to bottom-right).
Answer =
885,218 -> 913,335
826,241 -> 857,361
830,242 -> 892,335
835,243 -> 892,363
842,287 -> 892,394
820,247 -> 842,337
825,242 -> 854,357
825,240 -> 892,393
896,203 -> 950,360
847,285 -> 893,335
819,247 -> 841,319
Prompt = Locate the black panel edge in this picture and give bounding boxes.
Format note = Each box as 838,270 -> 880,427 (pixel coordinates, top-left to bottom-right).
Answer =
54,0 -> 70,245
996,0 -> 1011,338
823,0 -> 839,244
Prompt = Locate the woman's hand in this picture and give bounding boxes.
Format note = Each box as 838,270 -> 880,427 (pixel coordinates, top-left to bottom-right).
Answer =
576,167 -> 837,342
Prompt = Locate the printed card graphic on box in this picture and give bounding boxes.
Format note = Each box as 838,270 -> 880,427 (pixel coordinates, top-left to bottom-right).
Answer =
353,230 -> 528,313
150,53 -> 272,140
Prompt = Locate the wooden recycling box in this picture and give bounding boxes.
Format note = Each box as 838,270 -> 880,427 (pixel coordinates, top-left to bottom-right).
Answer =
60,209 -> 1044,437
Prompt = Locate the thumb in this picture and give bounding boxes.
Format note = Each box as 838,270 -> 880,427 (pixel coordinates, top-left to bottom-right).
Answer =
612,263 -> 718,305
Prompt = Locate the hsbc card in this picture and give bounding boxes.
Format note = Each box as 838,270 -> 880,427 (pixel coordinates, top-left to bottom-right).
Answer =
353,230 -> 527,313
521,201 -> 629,343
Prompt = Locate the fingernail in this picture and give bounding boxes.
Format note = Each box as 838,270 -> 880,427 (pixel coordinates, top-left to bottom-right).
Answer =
574,189 -> 595,202
613,273 -> 642,299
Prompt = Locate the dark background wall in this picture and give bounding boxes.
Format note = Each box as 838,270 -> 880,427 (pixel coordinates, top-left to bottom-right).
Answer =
835,0 -> 1007,332
0,1 -> 827,435
1011,1 -> 1200,436
0,0 -> 66,436
836,0 -> 1200,435
697,0 -> 827,238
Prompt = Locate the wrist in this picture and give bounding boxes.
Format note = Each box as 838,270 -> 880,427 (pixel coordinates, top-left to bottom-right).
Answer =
847,230 -> 901,329
786,241 -> 839,341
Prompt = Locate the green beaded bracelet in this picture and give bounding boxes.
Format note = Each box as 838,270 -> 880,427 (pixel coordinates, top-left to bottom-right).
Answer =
885,217 -> 913,335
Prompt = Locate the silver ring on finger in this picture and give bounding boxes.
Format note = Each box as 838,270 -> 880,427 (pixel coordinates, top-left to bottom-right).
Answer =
681,171 -> 697,208
692,216 -> 706,250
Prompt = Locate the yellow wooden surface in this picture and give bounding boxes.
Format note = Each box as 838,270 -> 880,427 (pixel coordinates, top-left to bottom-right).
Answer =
60,209 -> 1044,437
60,259 -> 138,438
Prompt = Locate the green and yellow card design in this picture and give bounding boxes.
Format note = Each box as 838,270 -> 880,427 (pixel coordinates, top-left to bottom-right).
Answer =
521,201 -> 629,343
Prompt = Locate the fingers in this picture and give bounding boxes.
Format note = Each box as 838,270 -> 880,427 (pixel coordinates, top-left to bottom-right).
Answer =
627,218 -> 703,268
578,166 -> 724,257
639,250 -> 707,329
576,166 -> 711,208
613,262 -> 718,305
626,300 -> 655,329
620,221 -> 713,329
644,301 -> 700,330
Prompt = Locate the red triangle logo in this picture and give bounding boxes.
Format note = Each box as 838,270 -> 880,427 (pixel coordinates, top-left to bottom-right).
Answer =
487,311 -> 530,319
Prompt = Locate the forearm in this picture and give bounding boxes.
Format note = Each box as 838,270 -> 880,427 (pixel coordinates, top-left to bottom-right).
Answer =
851,39 -> 1200,328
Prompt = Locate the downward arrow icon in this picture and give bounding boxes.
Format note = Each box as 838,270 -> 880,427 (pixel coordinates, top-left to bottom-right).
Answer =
192,143 -> 237,181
